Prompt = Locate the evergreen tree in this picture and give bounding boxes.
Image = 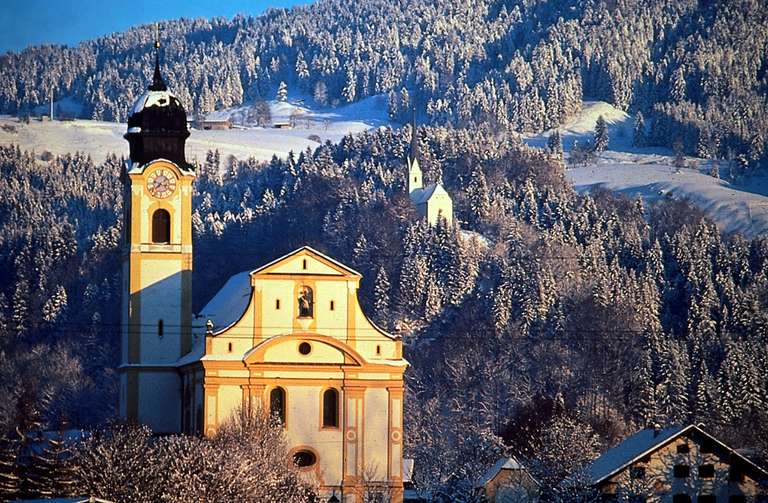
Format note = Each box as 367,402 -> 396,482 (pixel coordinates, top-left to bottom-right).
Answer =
373,267 -> 391,326
594,115 -> 609,152
276,81 -> 288,102
295,51 -> 309,81
632,112 -> 646,147
466,164 -> 491,227
671,67 -> 687,102
313,81 -> 328,106
27,429 -> 77,498
547,130 -> 563,158
424,275 -> 442,320
0,432 -> 23,501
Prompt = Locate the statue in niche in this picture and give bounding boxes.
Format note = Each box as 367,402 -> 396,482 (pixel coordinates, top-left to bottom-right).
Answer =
298,286 -> 314,318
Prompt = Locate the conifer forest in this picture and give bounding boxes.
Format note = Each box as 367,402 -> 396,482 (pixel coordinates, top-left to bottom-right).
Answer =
1,0 -> 768,500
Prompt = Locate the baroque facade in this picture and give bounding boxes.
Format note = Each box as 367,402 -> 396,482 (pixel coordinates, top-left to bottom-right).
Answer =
119,50 -> 407,502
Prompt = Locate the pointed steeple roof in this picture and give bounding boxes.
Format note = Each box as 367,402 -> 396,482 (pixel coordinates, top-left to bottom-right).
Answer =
148,24 -> 167,92
409,107 -> 418,164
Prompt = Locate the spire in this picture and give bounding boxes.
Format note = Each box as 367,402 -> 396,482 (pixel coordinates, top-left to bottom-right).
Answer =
409,106 -> 418,164
149,23 -> 167,92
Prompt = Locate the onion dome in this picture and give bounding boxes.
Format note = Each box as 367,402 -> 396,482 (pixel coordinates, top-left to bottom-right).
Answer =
124,41 -> 191,169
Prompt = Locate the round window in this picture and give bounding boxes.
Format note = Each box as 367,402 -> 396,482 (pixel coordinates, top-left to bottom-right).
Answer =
293,450 -> 316,467
298,342 -> 312,355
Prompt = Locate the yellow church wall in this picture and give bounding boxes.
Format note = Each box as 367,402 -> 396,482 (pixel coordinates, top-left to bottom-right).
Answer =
426,194 -> 453,226
314,279 -> 349,339
363,387 -> 389,481
284,384 -> 344,485
262,338 -> 346,364
216,384 -> 242,422
258,278 -> 302,339
138,257 -> 183,363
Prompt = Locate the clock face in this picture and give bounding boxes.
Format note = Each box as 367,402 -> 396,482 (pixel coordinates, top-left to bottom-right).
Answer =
146,168 -> 177,199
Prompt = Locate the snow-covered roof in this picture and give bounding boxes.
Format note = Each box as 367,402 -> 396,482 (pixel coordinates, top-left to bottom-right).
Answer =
585,425 -> 685,485
130,89 -> 179,115
585,424 -> 768,485
409,183 -> 451,204
197,270 -> 252,333
124,158 -> 194,176
477,456 -> 533,488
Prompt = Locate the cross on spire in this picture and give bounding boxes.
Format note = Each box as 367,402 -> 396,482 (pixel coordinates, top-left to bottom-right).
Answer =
149,22 -> 167,92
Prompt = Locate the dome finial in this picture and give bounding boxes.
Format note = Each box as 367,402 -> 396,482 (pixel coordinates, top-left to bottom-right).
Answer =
149,22 -> 167,92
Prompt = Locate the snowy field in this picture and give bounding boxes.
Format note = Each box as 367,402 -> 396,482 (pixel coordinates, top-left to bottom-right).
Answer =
525,101 -> 768,238
3,97 -> 768,237
0,94 -> 390,165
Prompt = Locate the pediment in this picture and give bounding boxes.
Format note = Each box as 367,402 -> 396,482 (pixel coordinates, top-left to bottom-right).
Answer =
251,246 -> 360,278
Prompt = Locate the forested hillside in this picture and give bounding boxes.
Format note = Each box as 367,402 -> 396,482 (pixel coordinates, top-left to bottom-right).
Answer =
2,121 -> 768,496
1,0 -> 767,172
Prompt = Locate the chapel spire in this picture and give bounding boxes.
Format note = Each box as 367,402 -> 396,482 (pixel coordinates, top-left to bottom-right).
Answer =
149,23 -> 167,92
409,107 -> 418,165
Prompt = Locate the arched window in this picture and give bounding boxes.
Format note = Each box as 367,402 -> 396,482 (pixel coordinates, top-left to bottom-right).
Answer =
270,387 -> 286,424
322,388 -> 339,428
152,209 -> 171,243
298,286 -> 314,318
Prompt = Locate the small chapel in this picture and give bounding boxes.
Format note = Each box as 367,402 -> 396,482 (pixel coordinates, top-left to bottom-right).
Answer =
406,117 -> 453,226
118,44 -> 408,502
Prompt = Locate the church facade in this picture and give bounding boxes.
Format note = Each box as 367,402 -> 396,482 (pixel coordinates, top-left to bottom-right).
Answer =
119,51 -> 407,502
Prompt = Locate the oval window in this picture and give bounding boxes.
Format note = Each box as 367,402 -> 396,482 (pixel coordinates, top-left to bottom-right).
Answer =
298,342 -> 312,355
293,450 -> 316,468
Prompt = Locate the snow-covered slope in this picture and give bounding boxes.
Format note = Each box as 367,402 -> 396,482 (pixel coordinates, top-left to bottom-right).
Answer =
0,95 -> 390,165
525,101 -> 768,238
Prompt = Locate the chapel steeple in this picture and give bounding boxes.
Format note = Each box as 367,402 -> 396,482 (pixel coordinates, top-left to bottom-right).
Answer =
124,24 -> 190,169
407,109 -> 423,195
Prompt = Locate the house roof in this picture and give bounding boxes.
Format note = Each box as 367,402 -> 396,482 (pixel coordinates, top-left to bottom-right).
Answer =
585,424 -> 768,486
197,270 -> 252,333
477,456 -> 536,488
409,183 -> 450,204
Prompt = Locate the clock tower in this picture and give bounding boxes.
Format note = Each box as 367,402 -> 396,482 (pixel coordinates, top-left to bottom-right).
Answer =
119,38 -> 195,433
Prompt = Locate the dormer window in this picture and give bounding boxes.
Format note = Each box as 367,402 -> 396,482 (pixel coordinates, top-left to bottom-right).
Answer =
298,286 -> 314,318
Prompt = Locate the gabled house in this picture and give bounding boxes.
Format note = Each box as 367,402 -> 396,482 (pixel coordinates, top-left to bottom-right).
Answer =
584,424 -> 768,502
477,456 -> 540,502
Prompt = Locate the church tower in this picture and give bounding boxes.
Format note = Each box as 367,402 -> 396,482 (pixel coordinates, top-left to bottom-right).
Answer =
119,33 -> 195,433
407,112 -> 422,195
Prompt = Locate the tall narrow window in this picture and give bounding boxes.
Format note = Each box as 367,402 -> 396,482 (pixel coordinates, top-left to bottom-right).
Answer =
322,388 -> 339,428
270,387 -> 286,424
152,209 -> 171,243
157,319 -> 164,337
